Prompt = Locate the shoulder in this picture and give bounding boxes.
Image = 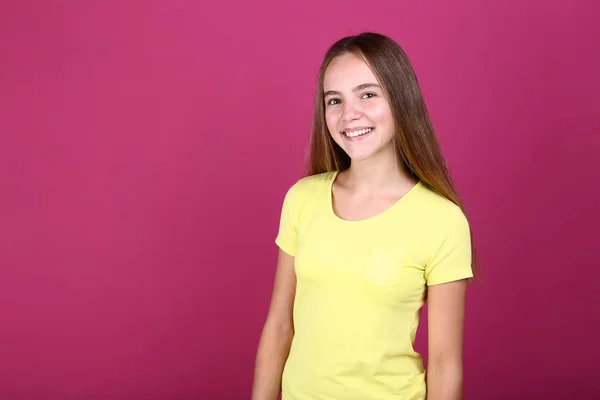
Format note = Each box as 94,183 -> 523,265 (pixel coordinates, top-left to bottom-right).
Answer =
284,171 -> 334,200
414,183 -> 471,235
278,171 -> 334,219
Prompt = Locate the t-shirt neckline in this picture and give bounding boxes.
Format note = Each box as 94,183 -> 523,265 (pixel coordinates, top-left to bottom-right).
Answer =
326,170 -> 422,224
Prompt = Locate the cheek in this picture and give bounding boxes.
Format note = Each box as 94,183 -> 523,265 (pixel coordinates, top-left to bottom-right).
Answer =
325,111 -> 339,135
367,105 -> 395,138
367,103 -> 392,124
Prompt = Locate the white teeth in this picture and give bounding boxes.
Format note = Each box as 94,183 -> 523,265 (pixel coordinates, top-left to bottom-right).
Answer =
345,128 -> 372,138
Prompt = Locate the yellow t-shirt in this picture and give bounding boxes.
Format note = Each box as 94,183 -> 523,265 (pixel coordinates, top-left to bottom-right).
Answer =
275,171 -> 473,400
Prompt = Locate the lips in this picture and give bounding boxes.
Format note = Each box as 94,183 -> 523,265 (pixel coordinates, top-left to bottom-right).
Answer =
343,127 -> 374,138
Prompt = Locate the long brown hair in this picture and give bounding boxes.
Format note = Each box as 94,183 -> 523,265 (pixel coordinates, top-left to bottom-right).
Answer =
306,32 -> 479,278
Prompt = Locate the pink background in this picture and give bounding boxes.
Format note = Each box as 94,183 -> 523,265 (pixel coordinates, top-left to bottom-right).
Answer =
1,1 -> 599,398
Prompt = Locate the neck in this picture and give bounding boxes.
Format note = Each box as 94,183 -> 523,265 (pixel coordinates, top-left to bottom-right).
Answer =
344,146 -> 415,193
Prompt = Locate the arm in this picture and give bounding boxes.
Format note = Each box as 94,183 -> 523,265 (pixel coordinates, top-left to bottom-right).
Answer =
251,248 -> 297,400
426,279 -> 468,400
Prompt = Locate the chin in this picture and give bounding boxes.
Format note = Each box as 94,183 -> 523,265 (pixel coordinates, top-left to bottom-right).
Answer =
345,150 -> 376,162
343,143 -> 394,163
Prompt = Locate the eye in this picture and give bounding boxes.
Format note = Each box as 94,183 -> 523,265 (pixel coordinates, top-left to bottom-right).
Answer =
326,98 -> 341,106
362,92 -> 376,99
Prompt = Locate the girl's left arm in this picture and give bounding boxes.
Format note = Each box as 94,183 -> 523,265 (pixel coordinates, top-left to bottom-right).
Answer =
425,279 -> 469,400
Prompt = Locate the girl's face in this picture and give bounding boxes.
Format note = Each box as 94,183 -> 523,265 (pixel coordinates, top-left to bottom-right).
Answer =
323,53 -> 395,163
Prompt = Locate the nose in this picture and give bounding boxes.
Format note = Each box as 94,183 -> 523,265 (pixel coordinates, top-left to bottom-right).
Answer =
341,99 -> 362,122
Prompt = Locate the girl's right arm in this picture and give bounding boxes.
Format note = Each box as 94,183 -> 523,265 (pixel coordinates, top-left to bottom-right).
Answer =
251,248 -> 297,400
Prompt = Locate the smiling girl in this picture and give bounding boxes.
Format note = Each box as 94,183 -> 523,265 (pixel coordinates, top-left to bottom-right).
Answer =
252,32 -> 477,400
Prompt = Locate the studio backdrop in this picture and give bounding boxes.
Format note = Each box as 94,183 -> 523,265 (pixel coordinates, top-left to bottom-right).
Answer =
1,0 -> 598,398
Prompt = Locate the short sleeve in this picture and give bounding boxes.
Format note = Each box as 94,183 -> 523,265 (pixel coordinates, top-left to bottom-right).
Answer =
274,183 -> 301,257
425,209 -> 473,285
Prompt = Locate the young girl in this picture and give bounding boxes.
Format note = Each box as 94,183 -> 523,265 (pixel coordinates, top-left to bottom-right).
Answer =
252,32 -> 476,400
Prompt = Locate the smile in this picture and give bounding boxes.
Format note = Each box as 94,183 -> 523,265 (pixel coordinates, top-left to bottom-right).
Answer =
343,127 -> 373,138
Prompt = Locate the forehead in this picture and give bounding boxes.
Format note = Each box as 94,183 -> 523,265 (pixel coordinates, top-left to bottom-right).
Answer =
323,53 -> 378,91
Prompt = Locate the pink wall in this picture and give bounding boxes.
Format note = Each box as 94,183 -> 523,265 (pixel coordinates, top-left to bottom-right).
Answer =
1,1 -> 598,398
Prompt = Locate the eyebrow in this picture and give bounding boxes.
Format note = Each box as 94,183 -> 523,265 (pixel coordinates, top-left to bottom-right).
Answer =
323,83 -> 381,97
